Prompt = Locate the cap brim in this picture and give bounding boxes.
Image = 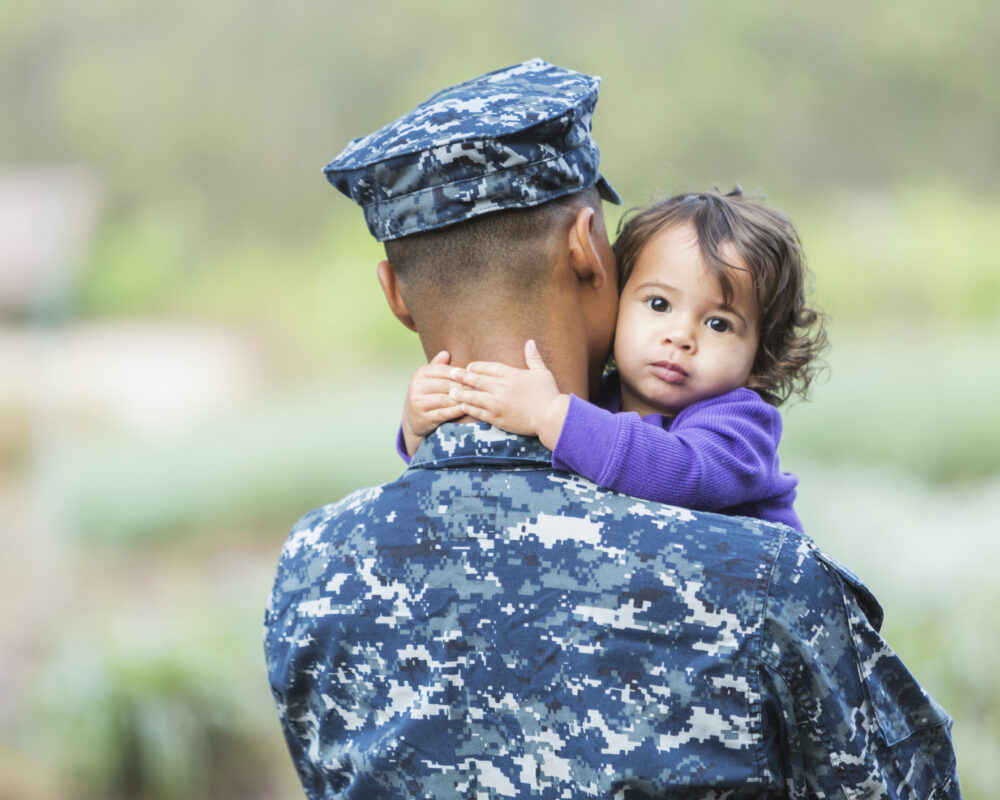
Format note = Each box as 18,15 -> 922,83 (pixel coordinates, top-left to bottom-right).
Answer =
596,175 -> 622,205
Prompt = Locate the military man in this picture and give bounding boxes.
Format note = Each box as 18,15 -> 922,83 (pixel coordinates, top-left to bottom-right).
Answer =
264,59 -> 959,798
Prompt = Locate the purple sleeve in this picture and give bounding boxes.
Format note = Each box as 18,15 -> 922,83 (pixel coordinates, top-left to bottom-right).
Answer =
551,394 -> 623,478
552,388 -> 782,511
396,424 -> 411,465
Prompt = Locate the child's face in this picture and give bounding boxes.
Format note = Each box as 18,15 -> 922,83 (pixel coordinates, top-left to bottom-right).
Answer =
613,223 -> 760,417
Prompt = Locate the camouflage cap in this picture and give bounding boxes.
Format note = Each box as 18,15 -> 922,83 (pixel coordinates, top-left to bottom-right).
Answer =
322,58 -> 622,242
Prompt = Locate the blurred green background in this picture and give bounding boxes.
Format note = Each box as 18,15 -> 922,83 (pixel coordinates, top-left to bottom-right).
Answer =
1,1 -> 997,797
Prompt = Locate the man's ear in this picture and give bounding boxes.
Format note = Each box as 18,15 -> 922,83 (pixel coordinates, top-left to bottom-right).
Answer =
376,260 -> 417,331
567,205 -> 612,291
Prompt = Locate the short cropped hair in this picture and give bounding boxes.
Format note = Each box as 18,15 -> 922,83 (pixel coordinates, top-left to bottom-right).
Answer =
613,189 -> 827,406
384,187 -> 602,304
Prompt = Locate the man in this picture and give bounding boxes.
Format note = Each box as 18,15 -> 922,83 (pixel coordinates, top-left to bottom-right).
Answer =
265,59 -> 959,799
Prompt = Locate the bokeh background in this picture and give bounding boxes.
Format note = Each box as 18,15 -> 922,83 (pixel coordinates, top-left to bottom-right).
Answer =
2,1 -> 998,797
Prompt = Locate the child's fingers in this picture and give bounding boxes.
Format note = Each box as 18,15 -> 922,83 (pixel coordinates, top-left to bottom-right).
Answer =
448,385 -> 496,412
455,370 -> 507,392
464,361 -> 509,378
414,377 -> 463,397
416,363 -> 463,381
413,364 -> 467,396
413,392 -> 459,411
429,402 -> 466,423
456,401 -> 494,424
523,339 -> 550,372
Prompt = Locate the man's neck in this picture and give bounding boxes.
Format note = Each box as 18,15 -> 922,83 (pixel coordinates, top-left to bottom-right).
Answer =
426,321 -> 593,402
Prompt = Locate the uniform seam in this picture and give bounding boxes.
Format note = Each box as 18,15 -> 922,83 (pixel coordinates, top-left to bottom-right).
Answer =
410,457 -> 551,471
751,526 -> 787,784
759,537 -> 870,798
760,645 -> 872,798
815,556 -> 909,749
759,651 -> 858,799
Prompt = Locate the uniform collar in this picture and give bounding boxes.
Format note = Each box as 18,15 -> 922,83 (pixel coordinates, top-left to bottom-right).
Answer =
409,423 -> 552,470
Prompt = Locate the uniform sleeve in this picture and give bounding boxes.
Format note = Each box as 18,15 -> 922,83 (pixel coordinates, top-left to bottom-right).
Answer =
552,388 -> 782,510
759,538 -> 960,798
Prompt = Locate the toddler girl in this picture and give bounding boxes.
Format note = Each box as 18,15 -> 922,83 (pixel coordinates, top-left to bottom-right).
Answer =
400,189 -> 826,532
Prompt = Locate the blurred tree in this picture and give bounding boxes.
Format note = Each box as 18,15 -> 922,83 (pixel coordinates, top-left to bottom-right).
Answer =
3,0 -> 999,241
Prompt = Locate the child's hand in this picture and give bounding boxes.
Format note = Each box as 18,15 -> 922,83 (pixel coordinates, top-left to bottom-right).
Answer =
402,351 -> 467,456
450,340 -> 570,451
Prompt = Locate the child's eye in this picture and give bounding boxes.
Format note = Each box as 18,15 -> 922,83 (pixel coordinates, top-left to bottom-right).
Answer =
706,318 -> 731,333
646,297 -> 670,313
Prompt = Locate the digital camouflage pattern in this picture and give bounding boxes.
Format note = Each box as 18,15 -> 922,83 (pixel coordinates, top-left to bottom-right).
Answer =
265,423 -> 959,799
322,58 -> 621,242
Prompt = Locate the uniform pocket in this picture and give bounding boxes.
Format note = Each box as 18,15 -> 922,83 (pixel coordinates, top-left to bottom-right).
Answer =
815,550 -> 951,746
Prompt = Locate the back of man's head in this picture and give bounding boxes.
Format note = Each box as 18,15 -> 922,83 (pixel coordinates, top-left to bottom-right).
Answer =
322,59 -> 620,381
383,186 -> 602,321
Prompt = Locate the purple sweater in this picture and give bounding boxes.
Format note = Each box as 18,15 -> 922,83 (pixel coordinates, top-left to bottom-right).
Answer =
552,375 -> 802,531
397,374 -> 801,531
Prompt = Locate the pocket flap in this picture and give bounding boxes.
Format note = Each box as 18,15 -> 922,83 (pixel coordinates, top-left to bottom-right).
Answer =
816,549 -> 951,746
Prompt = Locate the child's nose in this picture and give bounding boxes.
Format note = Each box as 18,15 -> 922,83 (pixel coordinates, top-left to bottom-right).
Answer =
663,322 -> 695,351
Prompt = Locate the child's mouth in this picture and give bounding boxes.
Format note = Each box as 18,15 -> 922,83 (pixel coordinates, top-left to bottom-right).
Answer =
652,361 -> 689,384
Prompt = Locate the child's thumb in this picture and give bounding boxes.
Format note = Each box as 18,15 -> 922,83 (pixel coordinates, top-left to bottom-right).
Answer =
524,339 -> 548,371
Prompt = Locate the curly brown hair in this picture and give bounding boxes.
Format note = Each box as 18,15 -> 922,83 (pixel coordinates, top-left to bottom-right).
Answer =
612,188 -> 827,406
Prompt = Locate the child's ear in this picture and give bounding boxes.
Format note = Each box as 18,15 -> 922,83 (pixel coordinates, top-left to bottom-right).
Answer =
376,260 -> 417,331
567,206 -> 612,292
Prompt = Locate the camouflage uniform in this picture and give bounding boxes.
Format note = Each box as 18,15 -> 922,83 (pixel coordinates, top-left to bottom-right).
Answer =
265,425 -> 958,798
267,60 -> 959,798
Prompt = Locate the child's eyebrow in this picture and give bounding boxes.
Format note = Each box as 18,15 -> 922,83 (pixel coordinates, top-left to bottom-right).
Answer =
633,280 -> 678,293
716,302 -> 750,327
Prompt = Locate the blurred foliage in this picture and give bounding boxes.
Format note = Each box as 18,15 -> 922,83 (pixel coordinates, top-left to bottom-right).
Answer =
68,370 -> 410,544
7,0 -> 999,360
798,184 -> 1000,327
26,593 -> 289,799
781,323 -> 1000,482
68,181 -> 1000,371
9,4 -> 1000,191
3,0 -> 1000,300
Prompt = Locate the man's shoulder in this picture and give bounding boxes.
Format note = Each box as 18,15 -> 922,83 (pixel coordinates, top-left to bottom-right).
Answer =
763,530 -> 882,621
285,480 -> 880,669
288,461 -> 803,578
768,533 -> 883,623
285,484 -> 386,541
274,420 -> 832,612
